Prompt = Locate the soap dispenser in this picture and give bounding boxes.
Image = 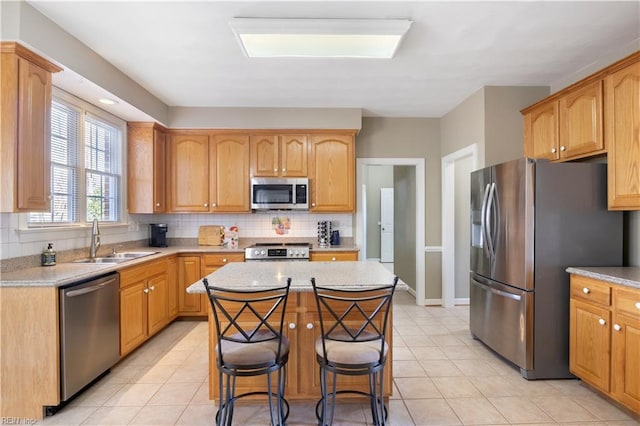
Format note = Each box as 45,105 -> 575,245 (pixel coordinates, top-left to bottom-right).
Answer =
42,243 -> 57,266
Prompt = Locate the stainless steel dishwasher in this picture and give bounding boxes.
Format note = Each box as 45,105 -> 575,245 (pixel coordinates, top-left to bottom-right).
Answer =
59,272 -> 120,401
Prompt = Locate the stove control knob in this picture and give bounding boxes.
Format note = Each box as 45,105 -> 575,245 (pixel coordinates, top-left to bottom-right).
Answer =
260,250 -> 266,256
254,250 -> 260,256
289,250 -> 294,256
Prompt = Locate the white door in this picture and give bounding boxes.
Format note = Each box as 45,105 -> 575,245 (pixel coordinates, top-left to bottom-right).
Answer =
380,188 -> 394,263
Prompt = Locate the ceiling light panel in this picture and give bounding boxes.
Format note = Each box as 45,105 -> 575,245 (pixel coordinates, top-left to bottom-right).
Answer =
229,18 -> 412,59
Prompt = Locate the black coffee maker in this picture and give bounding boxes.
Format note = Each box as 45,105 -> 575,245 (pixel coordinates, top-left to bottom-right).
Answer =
149,223 -> 168,247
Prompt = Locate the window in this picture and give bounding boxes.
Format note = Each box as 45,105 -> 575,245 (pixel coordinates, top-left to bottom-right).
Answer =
29,93 -> 123,226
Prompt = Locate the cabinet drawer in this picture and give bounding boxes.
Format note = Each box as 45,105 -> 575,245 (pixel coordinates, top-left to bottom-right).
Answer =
310,251 -> 358,262
202,253 -> 245,267
570,275 -> 611,306
613,286 -> 640,317
120,259 -> 167,287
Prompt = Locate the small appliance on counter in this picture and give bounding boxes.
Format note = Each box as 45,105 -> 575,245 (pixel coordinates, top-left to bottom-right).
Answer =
330,230 -> 340,245
149,223 -> 168,247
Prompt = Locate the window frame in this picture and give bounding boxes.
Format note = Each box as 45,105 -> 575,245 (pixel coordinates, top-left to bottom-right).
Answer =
26,88 -> 127,228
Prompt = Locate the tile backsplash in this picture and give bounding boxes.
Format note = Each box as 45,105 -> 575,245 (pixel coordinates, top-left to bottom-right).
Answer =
0,211 -> 352,260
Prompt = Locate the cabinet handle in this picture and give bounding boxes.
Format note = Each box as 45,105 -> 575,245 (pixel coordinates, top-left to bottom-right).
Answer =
204,203 -> 208,207
312,203 -> 316,207
143,288 -> 149,294
331,257 -> 336,261
598,318 -> 606,326
156,203 -> 160,207
551,148 -> 557,154
635,302 -> 640,310
212,203 -> 216,207
282,168 -> 286,172
274,168 -> 278,172
582,287 -> 590,294
614,324 -> 622,331
306,323 -> 314,330
48,195 -> 52,200
149,286 -> 155,291
560,146 -> 566,152
289,323 -> 296,329
222,258 -> 227,263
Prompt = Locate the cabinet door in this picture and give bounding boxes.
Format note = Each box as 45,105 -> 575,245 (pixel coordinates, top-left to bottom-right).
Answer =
569,298 -> 611,392
127,125 -> 166,213
281,135 -> 308,177
211,134 -> 250,212
559,80 -> 604,160
178,256 -> 202,313
17,58 -> 52,211
606,60 -> 640,210
167,134 -> 210,212
153,129 -> 167,213
147,272 -> 169,336
120,281 -> 148,356
309,134 -> 355,212
611,312 -> 640,413
167,256 -> 178,319
250,135 -> 279,177
524,102 -> 559,161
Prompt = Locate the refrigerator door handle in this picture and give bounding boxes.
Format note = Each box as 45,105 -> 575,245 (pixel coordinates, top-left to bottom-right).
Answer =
473,277 -> 522,301
485,182 -> 496,257
480,183 -> 491,257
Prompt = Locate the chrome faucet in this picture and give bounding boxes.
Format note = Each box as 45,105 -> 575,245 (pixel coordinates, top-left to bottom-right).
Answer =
89,218 -> 101,258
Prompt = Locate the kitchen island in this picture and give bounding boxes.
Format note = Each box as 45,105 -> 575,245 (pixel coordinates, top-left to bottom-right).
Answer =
186,260 -> 405,401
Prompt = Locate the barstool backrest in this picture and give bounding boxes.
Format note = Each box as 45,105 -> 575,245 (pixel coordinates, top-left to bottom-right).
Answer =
311,276 -> 399,366
203,277 -> 292,367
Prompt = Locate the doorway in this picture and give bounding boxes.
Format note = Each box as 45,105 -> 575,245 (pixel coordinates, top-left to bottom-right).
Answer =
441,145 -> 478,308
356,158 -> 425,306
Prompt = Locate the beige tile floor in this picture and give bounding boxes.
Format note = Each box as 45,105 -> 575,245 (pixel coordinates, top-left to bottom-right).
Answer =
38,291 -> 639,425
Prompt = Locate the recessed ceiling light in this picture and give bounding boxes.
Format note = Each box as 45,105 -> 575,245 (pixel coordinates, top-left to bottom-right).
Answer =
99,98 -> 118,105
229,18 -> 412,59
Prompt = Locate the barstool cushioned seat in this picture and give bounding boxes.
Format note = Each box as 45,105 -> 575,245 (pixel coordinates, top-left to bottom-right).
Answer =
218,333 -> 290,366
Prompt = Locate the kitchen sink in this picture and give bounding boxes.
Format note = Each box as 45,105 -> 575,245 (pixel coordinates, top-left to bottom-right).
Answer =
72,251 -> 158,264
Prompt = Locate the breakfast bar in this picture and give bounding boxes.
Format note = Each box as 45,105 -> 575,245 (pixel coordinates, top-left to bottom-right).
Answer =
186,261 -> 405,401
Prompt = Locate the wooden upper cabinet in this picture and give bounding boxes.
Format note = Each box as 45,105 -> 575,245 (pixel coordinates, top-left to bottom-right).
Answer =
250,134 -> 308,177
211,134 -> 250,212
558,80 -> 604,159
524,101 -> 559,160
0,42 -> 61,212
606,59 -> 640,210
309,134 -> 355,212
281,135 -> 308,176
167,133 -> 210,212
127,123 -> 167,213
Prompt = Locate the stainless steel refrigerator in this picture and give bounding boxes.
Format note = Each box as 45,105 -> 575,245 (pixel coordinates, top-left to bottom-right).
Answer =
470,158 -> 622,379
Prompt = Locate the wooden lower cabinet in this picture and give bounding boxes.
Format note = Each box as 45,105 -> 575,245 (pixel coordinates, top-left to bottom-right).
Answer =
569,274 -> 640,414
208,291 -> 392,401
119,258 -> 171,356
200,253 -> 245,315
310,251 -> 359,262
178,255 -> 203,313
167,256 -> 179,319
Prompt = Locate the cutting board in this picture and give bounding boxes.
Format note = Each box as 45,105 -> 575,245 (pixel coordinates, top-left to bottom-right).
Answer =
198,225 -> 224,246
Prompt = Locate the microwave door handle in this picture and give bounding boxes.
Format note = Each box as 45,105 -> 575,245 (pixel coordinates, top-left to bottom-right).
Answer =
485,182 -> 496,258
480,183 -> 491,257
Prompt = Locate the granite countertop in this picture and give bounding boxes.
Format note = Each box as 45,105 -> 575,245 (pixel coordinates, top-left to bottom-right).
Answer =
186,261 -> 406,293
0,238 -> 359,288
566,266 -> 640,289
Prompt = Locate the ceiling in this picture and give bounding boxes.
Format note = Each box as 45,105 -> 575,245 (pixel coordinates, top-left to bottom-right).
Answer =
28,1 -> 640,119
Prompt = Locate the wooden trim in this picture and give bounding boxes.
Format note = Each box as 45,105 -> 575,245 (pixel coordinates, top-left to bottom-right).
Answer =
521,50 -> 640,114
0,287 -> 59,419
0,42 -> 62,73
127,121 -> 168,132
163,128 -> 358,136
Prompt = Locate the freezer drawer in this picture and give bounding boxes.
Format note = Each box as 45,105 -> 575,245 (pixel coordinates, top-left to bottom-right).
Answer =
470,274 -> 533,373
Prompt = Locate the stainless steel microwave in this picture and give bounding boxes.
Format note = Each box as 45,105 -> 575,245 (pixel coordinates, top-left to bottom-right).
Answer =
250,177 -> 309,210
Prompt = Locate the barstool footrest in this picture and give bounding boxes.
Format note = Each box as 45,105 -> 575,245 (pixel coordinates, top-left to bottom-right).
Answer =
314,390 -> 387,425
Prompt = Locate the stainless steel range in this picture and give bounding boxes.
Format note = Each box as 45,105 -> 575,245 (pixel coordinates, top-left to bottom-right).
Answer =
245,242 -> 310,261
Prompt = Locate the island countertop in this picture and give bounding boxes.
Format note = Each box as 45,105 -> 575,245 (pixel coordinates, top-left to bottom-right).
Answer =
186,261 -> 406,293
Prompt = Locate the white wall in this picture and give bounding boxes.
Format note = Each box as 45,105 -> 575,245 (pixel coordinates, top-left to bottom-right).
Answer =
454,155 -> 473,299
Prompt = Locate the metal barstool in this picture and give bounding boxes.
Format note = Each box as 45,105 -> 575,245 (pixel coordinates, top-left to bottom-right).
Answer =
311,276 -> 398,426
203,277 -> 291,426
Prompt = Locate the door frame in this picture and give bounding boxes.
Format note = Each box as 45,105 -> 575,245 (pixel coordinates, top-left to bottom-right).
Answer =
356,158 -> 425,306
441,144 -> 478,307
